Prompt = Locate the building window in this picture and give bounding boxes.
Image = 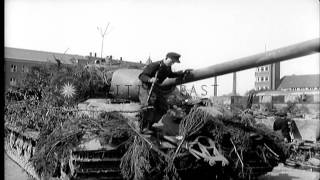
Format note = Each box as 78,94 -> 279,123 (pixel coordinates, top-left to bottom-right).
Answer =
260,67 -> 264,71
261,77 -> 264,81
265,77 -> 269,81
22,65 -> 29,73
11,64 -> 17,72
265,66 -> 268,71
10,77 -> 17,86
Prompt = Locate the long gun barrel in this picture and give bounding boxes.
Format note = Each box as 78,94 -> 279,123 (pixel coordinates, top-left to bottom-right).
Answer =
160,38 -> 320,87
110,38 -> 319,101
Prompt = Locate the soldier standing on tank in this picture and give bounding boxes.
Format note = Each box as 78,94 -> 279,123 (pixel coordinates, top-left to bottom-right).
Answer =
138,52 -> 188,133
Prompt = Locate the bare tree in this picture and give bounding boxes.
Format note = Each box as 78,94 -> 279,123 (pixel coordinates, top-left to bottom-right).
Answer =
97,22 -> 110,58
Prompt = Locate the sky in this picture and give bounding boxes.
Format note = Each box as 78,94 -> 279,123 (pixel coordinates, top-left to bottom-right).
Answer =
5,0 -> 320,96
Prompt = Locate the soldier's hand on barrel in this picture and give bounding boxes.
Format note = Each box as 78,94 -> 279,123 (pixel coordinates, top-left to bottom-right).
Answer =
182,69 -> 193,80
176,70 -> 184,76
149,77 -> 157,83
184,69 -> 193,74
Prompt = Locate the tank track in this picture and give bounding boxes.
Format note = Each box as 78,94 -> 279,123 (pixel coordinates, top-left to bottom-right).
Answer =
69,149 -> 124,180
5,126 -> 126,180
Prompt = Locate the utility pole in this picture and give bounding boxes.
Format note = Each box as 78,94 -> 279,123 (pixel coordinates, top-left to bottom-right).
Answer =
97,22 -> 110,58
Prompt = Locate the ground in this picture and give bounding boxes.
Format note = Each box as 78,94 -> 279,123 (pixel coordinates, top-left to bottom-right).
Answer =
6,151 -> 319,180
258,163 -> 320,180
5,153 -> 33,180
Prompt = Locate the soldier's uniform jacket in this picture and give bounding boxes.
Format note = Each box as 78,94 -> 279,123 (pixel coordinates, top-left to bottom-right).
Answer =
139,60 -> 183,88
273,116 -> 297,142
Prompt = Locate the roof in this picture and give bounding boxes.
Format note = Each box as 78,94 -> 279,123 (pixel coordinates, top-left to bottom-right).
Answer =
5,47 -> 86,65
277,74 -> 320,89
86,56 -> 145,68
256,90 -> 320,96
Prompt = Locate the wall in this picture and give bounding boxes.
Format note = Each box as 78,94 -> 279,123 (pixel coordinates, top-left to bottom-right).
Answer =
272,103 -> 320,114
254,92 -> 320,114
211,96 -> 248,109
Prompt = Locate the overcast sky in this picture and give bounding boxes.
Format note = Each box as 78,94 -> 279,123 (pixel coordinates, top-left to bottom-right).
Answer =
5,0 -> 319,96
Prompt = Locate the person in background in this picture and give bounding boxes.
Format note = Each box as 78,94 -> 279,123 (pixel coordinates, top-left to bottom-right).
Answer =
273,111 -> 295,143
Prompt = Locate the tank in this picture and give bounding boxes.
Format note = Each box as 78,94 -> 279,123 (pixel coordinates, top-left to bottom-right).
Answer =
4,38 -> 320,180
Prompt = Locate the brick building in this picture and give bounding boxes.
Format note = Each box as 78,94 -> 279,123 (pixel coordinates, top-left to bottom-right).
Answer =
277,74 -> 320,91
254,74 -> 320,113
254,63 -> 281,91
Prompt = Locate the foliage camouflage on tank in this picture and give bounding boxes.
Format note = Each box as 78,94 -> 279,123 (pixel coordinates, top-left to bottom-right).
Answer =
5,63 -> 293,180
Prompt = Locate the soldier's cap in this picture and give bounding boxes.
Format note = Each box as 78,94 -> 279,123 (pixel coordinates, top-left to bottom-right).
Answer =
166,52 -> 181,63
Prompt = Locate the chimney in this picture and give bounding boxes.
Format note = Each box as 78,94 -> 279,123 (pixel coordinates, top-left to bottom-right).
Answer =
94,53 -> 97,57
214,77 -> 217,96
120,57 -> 123,61
110,55 -> 112,60
232,72 -> 237,95
89,52 -> 92,57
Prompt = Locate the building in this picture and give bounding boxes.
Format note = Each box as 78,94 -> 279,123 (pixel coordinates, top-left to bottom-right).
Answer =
83,54 -> 145,70
4,47 -> 145,91
255,74 -> 320,99
4,47 -> 86,90
277,74 -> 320,91
254,63 -> 280,91
254,74 -> 320,114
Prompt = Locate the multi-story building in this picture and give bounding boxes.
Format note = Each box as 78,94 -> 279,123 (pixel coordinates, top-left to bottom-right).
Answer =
4,47 -> 145,91
4,47 -> 86,90
254,63 -> 280,91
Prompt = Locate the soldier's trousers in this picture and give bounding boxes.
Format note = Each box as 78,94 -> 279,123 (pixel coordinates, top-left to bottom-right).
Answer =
138,84 -> 169,129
